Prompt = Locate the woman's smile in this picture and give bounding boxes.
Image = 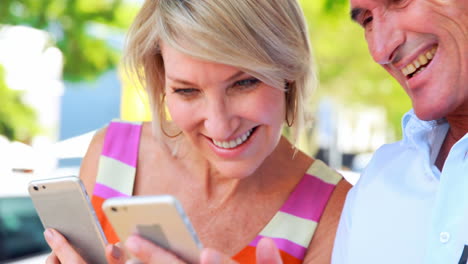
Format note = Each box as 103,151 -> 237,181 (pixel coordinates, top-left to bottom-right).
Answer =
211,126 -> 257,149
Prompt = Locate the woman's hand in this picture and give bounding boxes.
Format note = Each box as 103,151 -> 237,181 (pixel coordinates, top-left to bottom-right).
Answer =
45,229 -> 282,264
44,228 -> 87,264
105,243 -> 126,264
124,235 -> 282,264
200,237 -> 283,264
44,228 -> 125,264
122,235 -> 188,263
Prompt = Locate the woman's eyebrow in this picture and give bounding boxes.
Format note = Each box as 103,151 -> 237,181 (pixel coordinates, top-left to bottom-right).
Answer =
166,70 -> 246,86
224,71 -> 245,83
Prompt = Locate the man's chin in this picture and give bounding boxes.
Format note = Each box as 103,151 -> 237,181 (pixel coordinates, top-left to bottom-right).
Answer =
413,104 -> 447,121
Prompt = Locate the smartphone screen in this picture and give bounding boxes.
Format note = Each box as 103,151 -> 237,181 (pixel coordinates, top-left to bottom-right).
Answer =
28,176 -> 108,264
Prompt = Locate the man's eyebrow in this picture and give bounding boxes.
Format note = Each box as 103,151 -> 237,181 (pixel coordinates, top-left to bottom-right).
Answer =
350,8 -> 363,22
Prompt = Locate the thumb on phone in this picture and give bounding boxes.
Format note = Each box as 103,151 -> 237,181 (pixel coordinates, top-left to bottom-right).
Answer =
200,237 -> 282,264
256,237 -> 283,264
200,248 -> 238,264
105,244 -> 125,264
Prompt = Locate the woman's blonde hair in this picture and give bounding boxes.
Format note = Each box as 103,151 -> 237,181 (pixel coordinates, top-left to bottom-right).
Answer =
123,0 -> 316,148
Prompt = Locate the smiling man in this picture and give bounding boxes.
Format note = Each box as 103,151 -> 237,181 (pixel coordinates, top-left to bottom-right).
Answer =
332,0 -> 468,263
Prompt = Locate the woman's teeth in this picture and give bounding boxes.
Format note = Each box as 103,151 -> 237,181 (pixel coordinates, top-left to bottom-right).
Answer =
401,46 -> 437,78
213,129 -> 253,149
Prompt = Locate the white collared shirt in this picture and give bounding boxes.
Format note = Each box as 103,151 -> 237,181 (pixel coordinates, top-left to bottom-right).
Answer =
332,110 -> 468,264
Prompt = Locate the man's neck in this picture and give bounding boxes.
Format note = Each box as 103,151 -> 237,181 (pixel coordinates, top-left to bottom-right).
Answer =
435,104 -> 468,171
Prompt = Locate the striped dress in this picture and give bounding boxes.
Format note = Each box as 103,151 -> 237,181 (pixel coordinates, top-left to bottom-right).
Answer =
91,120 -> 342,263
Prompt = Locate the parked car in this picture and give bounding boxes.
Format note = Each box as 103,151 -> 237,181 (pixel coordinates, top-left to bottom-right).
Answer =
0,131 -> 93,263
0,190 -> 49,263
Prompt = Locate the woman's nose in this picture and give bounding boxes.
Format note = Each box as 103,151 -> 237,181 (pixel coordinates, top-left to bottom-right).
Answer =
203,99 -> 240,140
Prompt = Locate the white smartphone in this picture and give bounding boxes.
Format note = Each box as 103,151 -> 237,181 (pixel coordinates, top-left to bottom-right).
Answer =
102,195 -> 203,264
28,176 -> 108,264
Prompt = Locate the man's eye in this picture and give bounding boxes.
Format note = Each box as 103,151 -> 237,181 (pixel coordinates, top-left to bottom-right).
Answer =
232,78 -> 261,90
362,16 -> 373,27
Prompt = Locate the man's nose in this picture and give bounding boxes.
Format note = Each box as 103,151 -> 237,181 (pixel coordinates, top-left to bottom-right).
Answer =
367,15 -> 404,65
203,99 -> 239,140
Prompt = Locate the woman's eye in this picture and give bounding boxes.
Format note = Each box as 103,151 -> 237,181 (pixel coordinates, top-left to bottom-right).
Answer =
232,78 -> 261,90
172,88 -> 200,97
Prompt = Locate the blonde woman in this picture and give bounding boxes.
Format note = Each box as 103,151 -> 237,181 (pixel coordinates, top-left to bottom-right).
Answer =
44,0 -> 351,263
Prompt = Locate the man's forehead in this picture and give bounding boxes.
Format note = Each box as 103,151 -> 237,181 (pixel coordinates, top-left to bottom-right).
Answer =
349,0 -> 386,20
349,0 -> 385,9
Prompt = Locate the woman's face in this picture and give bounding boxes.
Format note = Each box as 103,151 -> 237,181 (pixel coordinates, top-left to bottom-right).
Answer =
161,43 -> 286,178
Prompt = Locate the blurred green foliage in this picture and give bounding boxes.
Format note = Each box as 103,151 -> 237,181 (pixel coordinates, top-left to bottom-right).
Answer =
0,0 -> 138,81
0,0 -> 411,144
0,0 -> 138,141
300,0 -> 411,140
0,65 -> 38,142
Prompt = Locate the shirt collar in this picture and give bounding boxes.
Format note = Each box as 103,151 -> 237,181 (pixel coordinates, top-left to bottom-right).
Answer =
401,109 -> 450,165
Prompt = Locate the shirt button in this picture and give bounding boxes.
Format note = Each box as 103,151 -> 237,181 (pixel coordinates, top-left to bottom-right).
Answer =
440,232 -> 450,243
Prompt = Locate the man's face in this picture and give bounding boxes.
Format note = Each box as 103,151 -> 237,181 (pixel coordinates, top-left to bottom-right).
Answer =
350,0 -> 468,120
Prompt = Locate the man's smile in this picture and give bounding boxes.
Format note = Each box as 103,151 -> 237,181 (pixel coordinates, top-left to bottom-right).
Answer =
401,45 -> 438,79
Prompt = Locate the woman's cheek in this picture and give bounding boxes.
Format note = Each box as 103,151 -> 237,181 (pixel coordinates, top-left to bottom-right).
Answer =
167,99 -> 200,131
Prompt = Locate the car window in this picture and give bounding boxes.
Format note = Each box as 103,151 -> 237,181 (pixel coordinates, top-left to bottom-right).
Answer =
0,196 -> 49,261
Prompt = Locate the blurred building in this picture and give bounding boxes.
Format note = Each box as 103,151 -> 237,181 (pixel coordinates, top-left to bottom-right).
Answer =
315,98 -> 391,172
0,25 -> 121,178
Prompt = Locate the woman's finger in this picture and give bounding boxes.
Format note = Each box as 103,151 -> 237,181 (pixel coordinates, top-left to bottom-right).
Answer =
256,237 -> 283,264
105,243 -> 126,264
44,228 -> 86,264
125,235 -> 186,264
45,252 -> 60,264
200,248 -> 238,264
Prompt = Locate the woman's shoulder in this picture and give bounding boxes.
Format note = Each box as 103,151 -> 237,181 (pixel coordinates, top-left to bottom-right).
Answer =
303,177 -> 352,263
79,126 -> 108,195
79,120 -> 150,194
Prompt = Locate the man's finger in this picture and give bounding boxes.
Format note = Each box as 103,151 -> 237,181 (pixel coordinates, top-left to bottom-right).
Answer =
256,237 -> 283,264
44,228 -> 86,264
125,235 -> 186,264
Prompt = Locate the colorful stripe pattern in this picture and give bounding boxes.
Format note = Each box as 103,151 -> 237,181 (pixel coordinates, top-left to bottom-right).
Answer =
232,160 -> 342,263
91,120 -> 142,244
91,120 -> 342,262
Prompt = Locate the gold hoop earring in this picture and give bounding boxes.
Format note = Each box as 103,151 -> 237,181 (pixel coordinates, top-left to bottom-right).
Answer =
159,94 -> 183,138
286,112 -> 294,127
285,83 -> 295,127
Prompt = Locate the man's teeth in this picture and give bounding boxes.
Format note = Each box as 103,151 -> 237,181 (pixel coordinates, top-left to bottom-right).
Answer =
213,129 -> 253,149
401,46 -> 437,77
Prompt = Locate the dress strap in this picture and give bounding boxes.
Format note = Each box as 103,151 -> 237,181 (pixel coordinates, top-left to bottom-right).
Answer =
91,119 -> 143,244
94,120 -> 142,197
